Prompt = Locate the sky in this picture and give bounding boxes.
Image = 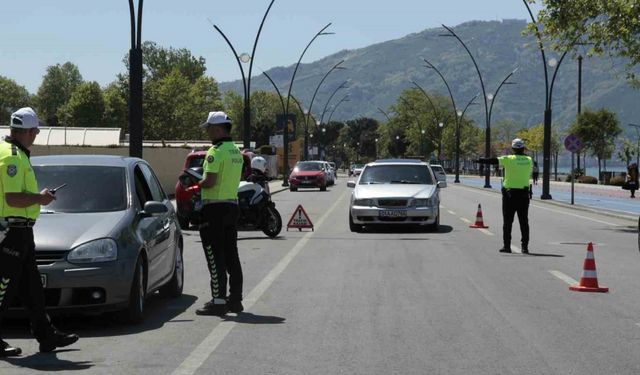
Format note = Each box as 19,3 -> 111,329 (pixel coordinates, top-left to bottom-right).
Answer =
0,0 -> 542,93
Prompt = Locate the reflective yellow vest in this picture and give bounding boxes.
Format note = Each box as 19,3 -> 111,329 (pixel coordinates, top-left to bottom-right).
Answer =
0,139 -> 40,219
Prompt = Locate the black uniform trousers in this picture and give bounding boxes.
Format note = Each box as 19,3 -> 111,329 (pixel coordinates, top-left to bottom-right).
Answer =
199,203 -> 243,302
501,188 -> 530,249
0,227 -> 53,341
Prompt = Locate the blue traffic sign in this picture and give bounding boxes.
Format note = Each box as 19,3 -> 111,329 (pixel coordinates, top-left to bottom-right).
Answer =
564,134 -> 582,153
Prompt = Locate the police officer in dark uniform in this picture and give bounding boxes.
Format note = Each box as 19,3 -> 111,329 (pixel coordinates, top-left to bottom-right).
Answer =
195,111 -> 245,316
0,108 -> 78,357
477,138 -> 533,254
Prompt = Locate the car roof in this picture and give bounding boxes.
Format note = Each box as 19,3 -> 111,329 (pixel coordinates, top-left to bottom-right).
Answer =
31,154 -> 138,167
374,159 -> 424,164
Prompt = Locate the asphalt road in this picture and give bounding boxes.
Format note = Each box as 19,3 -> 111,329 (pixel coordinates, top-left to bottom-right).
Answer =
2,177 -> 640,374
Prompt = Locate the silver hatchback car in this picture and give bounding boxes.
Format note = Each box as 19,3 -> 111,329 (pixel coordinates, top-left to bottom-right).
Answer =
8,155 -> 184,323
347,159 -> 445,232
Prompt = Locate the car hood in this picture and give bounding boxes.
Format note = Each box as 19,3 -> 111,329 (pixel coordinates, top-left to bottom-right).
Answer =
354,184 -> 436,199
34,211 -> 129,251
292,171 -> 324,177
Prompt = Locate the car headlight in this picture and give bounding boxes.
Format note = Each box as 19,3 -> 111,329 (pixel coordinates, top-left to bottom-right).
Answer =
411,198 -> 430,207
353,199 -> 376,207
67,239 -> 118,264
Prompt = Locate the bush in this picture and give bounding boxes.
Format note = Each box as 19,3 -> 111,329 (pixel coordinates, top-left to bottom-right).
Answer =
578,175 -> 598,184
609,176 -> 626,186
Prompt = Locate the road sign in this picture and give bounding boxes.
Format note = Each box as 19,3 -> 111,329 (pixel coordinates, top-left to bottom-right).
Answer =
286,204 -> 314,231
564,134 -> 582,153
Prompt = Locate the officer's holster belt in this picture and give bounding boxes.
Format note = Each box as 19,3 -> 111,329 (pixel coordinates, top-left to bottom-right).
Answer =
5,218 -> 36,228
202,199 -> 238,205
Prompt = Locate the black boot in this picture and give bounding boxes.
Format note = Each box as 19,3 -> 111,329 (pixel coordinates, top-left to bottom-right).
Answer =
196,300 -> 228,316
39,330 -> 79,353
0,340 -> 21,357
499,247 -> 512,253
227,299 -> 244,313
522,245 -> 529,254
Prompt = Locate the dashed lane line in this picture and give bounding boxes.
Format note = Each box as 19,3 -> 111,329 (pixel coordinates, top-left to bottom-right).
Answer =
171,190 -> 349,375
460,217 -> 471,224
447,210 -> 456,215
549,270 -> 578,286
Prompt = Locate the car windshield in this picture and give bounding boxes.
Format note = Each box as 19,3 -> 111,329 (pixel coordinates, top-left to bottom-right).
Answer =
359,165 -> 434,185
34,165 -> 127,213
187,156 -> 205,169
296,162 -> 322,171
353,164 -> 365,169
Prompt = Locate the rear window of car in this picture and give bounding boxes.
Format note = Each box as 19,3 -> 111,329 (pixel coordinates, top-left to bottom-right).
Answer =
34,165 -> 127,213
359,165 -> 434,185
431,166 -> 445,174
295,162 -> 322,171
187,155 -> 205,169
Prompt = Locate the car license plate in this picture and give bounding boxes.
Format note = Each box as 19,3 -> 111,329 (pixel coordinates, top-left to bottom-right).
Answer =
379,210 -> 407,218
40,274 -> 47,288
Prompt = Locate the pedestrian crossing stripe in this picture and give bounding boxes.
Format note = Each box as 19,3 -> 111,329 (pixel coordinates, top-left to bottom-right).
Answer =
286,204 -> 314,231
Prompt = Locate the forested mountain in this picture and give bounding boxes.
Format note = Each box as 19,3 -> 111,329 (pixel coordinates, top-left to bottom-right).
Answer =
220,19 -> 639,136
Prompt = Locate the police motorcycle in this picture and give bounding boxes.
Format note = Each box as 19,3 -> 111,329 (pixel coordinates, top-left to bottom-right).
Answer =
179,156 -> 282,238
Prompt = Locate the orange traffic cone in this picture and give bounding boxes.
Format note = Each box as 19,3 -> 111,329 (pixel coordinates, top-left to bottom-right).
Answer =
569,242 -> 608,293
469,204 -> 489,228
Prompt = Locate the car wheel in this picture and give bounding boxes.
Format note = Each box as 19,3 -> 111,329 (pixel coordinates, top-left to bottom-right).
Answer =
119,257 -> 146,324
290,187 -> 297,192
262,205 -> 282,238
177,215 -> 190,230
349,213 -> 363,232
427,208 -> 440,232
159,241 -> 184,298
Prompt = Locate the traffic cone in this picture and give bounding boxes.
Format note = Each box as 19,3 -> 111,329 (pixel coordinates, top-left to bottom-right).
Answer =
569,242 -> 608,293
469,204 -> 489,228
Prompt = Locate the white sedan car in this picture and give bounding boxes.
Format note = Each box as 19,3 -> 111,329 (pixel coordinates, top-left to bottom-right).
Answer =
347,159 -> 445,232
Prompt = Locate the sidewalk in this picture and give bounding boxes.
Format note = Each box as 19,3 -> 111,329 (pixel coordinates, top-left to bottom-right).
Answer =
457,175 -> 640,219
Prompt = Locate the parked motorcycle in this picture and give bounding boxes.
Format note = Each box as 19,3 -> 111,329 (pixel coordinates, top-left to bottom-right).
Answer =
179,168 -> 282,238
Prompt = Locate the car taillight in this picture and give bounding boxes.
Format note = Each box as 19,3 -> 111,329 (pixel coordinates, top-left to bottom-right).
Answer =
186,185 -> 200,193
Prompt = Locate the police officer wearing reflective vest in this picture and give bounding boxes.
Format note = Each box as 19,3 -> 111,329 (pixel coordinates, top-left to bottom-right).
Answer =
0,108 -> 78,357
477,138 -> 533,254
195,111 -> 245,316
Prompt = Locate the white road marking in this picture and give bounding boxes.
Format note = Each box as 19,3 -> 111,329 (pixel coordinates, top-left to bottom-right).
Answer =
460,217 -> 471,224
478,228 -> 493,236
172,191 -> 349,375
635,323 -> 640,328
549,270 -> 579,286
447,210 -> 456,215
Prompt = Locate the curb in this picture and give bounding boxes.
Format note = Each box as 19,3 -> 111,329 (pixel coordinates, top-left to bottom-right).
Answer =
456,183 -> 638,223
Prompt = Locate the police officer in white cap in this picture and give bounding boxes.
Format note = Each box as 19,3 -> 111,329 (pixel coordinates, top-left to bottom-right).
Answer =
0,108 -> 78,357
195,111 -> 245,316
476,138 -> 533,254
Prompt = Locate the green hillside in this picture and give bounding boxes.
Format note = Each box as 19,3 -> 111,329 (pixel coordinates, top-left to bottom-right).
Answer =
220,19 -> 639,136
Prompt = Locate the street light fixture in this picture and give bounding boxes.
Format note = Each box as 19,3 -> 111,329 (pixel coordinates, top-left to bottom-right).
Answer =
320,80 -> 349,126
439,26 -> 518,189
303,60 -> 346,160
210,0 -> 276,150
438,122 -> 444,162
281,23 -> 334,186
128,0 -> 144,158
326,95 -> 350,125
523,0 -> 583,199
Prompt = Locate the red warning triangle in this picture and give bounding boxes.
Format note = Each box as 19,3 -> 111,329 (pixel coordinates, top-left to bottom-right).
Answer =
286,204 -> 314,231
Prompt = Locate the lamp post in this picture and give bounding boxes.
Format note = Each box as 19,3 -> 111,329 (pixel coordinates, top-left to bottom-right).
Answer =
438,122 -> 444,162
320,80 -> 349,126
629,124 -> 640,166
439,25 -> 518,189
326,95 -> 350,125
375,138 -> 379,159
304,60 -> 346,160
421,129 -> 426,161
523,0 -> 581,199
321,127 -> 327,159
356,141 -> 360,162
282,23 -> 334,186
211,0 -> 276,150
128,0 -> 144,158
456,95 -> 480,182
395,135 -> 400,157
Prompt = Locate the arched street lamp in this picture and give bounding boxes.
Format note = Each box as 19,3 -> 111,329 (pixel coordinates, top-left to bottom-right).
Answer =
304,60 -> 346,160
439,25 -> 517,189
522,0 -> 582,199
282,23 -> 334,186
326,95 -> 350,125
210,0 -> 276,150
438,122 -> 444,162
375,138 -> 379,159
128,0 -> 144,158
320,80 -> 349,126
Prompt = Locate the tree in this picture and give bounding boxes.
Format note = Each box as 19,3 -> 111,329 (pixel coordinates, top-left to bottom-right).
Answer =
57,82 -> 105,127
617,138 -> 636,167
142,41 -> 207,83
36,62 -> 83,126
0,76 -> 31,122
569,108 -> 622,181
517,123 -> 544,161
102,82 -> 128,129
532,0 -> 640,85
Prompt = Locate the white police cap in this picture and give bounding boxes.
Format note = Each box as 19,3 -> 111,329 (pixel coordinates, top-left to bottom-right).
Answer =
511,138 -> 525,149
200,111 -> 232,129
10,107 -> 40,129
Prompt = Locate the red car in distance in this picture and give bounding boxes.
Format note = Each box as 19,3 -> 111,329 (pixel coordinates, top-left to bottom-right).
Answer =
288,161 -> 327,192
175,149 -> 252,229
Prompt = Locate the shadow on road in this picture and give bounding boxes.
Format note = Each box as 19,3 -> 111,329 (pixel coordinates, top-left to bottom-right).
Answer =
525,252 -> 565,258
222,312 -> 285,325
3,351 -> 94,371
238,236 -> 286,241
3,294 -> 198,339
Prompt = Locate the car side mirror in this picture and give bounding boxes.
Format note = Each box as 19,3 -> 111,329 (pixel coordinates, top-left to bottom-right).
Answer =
437,181 -> 447,188
347,181 -> 356,188
141,201 -> 168,216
